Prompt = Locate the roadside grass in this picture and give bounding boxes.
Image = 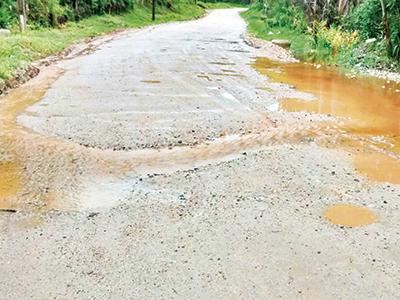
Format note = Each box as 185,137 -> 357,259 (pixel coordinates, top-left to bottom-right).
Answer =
240,5 -> 400,70
0,4 -> 204,82
240,6 -> 319,60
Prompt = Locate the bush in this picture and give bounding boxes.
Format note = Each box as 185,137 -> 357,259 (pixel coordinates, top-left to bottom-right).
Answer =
345,0 -> 400,61
26,0 -> 68,27
311,20 -> 359,56
0,0 -> 15,28
60,0 -> 135,20
344,0 -> 382,39
337,39 -> 397,69
263,0 -> 307,32
387,0 -> 400,61
1,0 -> 137,28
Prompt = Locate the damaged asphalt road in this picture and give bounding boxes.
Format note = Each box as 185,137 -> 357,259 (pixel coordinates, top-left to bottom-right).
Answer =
0,8 -> 400,300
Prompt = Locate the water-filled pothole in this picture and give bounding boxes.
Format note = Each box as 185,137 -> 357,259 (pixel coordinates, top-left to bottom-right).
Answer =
253,57 -> 400,185
324,204 -> 377,227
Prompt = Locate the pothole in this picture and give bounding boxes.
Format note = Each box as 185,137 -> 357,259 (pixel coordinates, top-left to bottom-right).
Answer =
253,57 -> 400,185
324,204 -> 377,227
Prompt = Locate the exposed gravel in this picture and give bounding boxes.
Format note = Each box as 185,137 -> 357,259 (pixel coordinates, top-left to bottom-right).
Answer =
0,9 -> 399,300
355,66 -> 400,83
1,144 -> 400,299
243,34 -> 298,63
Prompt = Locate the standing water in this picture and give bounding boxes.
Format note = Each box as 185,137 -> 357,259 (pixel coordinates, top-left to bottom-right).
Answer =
253,57 -> 400,184
0,59 -> 399,213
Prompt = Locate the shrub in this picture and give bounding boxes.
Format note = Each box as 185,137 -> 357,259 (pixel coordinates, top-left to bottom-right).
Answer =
0,0 -> 15,28
26,0 -> 69,27
345,0 -> 400,61
1,0 -> 137,27
312,20 -> 359,56
387,0 -> 400,61
344,0 -> 382,39
60,0 -> 135,20
264,0 -> 307,32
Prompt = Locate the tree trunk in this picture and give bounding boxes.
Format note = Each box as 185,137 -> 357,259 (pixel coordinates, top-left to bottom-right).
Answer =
380,0 -> 393,57
152,0 -> 156,21
17,0 -> 27,31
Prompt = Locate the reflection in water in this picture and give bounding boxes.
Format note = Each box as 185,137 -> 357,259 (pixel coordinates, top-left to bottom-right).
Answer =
324,204 -> 377,227
253,57 -> 400,184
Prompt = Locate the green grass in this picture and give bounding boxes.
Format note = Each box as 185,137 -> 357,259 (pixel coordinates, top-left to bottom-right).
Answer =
0,4 -> 204,82
240,6 -> 316,60
240,5 -> 400,70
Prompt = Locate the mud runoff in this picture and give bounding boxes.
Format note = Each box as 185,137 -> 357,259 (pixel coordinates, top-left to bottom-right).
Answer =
0,67 -> 341,211
253,57 -> 400,186
1,58 -> 399,213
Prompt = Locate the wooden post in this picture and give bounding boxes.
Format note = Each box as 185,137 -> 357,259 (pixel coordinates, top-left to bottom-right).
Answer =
152,0 -> 156,21
17,0 -> 27,31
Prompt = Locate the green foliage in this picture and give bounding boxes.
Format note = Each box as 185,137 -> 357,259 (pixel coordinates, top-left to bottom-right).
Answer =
60,0 -> 135,20
241,0 -> 311,57
387,0 -> 400,61
337,39 -> 396,69
0,0 -> 15,28
263,0 -> 307,32
243,0 -> 400,69
344,0 -> 400,62
25,0 -> 69,27
311,20 -> 358,56
344,0 -> 382,39
241,6 -> 313,59
1,0 -> 138,27
201,0 -> 250,5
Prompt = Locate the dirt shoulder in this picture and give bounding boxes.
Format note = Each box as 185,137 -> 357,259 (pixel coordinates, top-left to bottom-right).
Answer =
243,33 -> 297,63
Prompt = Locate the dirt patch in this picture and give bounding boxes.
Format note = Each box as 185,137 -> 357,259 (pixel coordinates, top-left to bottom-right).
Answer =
243,33 -> 297,63
0,66 -> 40,97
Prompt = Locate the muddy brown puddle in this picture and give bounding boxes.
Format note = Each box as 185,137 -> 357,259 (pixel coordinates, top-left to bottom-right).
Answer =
0,66 -> 337,211
254,57 -> 400,185
0,58 -> 399,213
253,57 -> 400,227
324,204 -> 377,227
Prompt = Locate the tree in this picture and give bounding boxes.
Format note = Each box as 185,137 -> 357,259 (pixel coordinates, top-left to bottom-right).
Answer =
17,0 -> 27,31
379,0 -> 393,56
